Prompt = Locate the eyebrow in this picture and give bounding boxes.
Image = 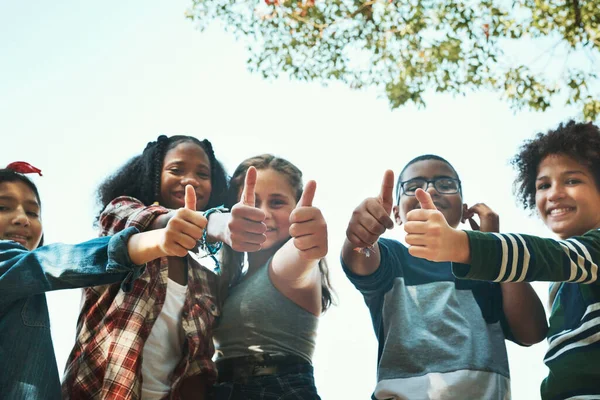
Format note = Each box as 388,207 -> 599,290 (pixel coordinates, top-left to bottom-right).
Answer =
536,170 -> 587,181
404,175 -> 456,181
268,193 -> 292,199
0,195 -> 40,208
164,160 -> 210,169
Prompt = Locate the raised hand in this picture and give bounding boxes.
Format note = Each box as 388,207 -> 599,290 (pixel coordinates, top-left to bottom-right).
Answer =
345,170 -> 395,249
226,166 -> 267,252
160,185 -> 208,257
289,180 -> 328,260
404,188 -> 469,263
463,203 -> 499,232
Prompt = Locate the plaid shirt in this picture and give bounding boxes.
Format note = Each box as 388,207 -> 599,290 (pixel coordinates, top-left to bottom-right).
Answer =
62,197 -> 220,400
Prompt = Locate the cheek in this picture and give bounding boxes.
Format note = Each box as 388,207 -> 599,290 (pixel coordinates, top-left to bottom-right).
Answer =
275,209 -> 293,227
534,193 -> 545,215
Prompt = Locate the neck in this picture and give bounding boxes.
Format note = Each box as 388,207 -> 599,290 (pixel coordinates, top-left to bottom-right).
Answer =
247,244 -> 282,273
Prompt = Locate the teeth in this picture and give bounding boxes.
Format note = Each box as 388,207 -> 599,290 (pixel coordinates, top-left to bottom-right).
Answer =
7,234 -> 27,240
549,208 -> 573,216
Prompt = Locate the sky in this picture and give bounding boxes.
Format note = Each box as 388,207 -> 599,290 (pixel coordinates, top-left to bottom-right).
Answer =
0,1 -> 588,399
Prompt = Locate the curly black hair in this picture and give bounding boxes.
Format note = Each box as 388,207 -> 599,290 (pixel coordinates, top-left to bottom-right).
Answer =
96,135 -> 228,219
0,168 -> 44,247
511,120 -> 600,211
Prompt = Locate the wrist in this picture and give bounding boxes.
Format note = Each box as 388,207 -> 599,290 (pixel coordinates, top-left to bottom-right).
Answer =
205,211 -> 228,243
452,230 -> 471,264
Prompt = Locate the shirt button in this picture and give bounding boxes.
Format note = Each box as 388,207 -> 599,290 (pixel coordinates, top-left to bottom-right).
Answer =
210,304 -> 217,312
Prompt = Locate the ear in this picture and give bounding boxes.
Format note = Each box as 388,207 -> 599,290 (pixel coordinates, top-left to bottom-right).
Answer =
461,203 -> 468,224
393,205 -> 403,226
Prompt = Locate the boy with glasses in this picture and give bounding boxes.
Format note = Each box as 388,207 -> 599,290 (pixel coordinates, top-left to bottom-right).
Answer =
341,154 -> 548,400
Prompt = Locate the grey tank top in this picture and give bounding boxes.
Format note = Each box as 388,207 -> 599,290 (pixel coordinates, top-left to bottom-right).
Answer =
213,260 -> 318,363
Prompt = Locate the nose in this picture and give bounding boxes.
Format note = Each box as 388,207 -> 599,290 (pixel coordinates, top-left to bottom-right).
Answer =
547,183 -> 566,202
425,182 -> 439,196
258,204 -> 272,220
12,208 -> 30,227
181,172 -> 200,188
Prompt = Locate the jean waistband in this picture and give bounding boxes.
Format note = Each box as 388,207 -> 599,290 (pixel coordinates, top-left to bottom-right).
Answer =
216,354 -> 312,383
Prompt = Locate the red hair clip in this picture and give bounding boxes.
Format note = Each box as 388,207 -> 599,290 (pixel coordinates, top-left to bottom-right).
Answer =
6,161 -> 43,176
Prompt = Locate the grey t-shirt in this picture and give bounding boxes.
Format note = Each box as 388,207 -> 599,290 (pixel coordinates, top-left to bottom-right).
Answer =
213,260 -> 318,363
343,238 -> 515,400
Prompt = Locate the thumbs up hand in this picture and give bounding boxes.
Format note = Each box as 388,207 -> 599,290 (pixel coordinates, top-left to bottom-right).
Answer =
288,180 -> 328,260
161,185 -> 208,257
345,170 -> 395,249
404,188 -> 469,263
226,166 -> 267,252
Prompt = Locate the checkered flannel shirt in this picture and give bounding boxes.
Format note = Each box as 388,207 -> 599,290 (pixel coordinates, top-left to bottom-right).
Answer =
62,196 -> 220,400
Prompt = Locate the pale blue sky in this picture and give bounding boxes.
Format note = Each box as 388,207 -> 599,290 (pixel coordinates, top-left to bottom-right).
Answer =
0,1 -> 586,399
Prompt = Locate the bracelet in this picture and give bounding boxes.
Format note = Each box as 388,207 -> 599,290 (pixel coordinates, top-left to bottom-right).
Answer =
198,206 -> 228,273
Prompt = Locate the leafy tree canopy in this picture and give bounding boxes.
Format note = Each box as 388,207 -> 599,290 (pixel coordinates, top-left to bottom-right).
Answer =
187,0 -> 600,120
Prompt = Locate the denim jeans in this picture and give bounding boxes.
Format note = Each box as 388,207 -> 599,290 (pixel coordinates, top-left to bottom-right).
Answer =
0,227 -> 141,400
211,364 -> 321,400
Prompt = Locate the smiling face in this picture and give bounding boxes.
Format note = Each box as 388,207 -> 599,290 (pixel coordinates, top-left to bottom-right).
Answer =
535,153 -> 600,239
159,141 -> 212,210
393,159 -> 465,229
242,168 -> 298,251
0,181 -> 43,250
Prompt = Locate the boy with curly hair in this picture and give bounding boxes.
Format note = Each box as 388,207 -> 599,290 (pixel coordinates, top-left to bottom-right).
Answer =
404,120 -> 600,399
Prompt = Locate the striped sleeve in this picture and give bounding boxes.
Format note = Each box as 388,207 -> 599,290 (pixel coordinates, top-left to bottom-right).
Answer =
452,229 -> 600,285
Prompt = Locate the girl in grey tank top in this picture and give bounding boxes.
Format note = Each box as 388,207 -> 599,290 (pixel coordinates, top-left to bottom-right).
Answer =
211,155 -> 334,400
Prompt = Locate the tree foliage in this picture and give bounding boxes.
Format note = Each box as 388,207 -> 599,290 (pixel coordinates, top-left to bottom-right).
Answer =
187,0 -> 600,120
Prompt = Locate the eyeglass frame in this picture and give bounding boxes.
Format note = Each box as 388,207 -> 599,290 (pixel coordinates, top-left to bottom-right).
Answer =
396,177 -> 462,203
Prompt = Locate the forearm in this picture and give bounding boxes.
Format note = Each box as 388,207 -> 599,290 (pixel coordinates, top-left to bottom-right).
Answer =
500,282 -> 548,345
340,238 -> 381,276
126,230 -> 165,265
149,211 -> 174,230
455,230 -> 600,284
271,240 -> 321,288
0,228 -> 142,304
204,212 -> 229,243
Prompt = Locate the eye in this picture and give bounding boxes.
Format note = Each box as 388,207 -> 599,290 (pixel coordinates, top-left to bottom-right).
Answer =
0,205 -> 8,212
26,211 -> 40,218
404,180 -> 424,193
197,171 -> 210,180
565,178 -> 582,185
269,199 -> 287,208
536,182 -> 550,190
169,168 -> 182,175
437,179 -> 456,190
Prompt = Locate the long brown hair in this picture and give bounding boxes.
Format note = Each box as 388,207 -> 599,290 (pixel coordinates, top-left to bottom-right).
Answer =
220,154 -> 334,311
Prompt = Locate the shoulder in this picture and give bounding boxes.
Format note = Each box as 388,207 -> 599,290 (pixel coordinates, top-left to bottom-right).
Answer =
378,237 -> 407,254
0,240 -> 28,258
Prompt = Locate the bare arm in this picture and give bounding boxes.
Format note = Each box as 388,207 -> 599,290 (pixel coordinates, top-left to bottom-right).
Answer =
127,186 -> 206,265
341,170 -> 395,276
501,282 -> 548,345
270,181 -> 327,315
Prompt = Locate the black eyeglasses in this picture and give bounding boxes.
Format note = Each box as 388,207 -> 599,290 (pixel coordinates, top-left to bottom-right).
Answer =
398,177 -> 461,198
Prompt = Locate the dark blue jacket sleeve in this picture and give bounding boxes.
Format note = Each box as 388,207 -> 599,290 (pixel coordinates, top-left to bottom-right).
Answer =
0,227 -> 144,306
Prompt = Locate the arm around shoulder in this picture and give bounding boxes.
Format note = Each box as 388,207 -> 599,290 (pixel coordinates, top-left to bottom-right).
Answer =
0,227 -> 144,306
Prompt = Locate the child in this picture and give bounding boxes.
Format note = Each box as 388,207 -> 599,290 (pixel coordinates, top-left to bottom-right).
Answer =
342,155 -> 548,400
404,121 -> 600,399
0,163 -> 208,400
211,154 -> 333,399
62,135 -> 265,400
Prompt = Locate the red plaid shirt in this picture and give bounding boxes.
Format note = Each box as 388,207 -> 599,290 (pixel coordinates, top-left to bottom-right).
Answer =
62,197 -> 220,400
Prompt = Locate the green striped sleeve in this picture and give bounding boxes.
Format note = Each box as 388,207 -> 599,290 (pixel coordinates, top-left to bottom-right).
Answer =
452,229 -> 600,284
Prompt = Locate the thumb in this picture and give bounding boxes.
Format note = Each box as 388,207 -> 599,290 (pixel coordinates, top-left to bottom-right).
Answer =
240,166 -> 257,207
378,169 -> 395,214
185,184 -> 197,210
415,188 -> 437,210
297,180 -> 316,208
